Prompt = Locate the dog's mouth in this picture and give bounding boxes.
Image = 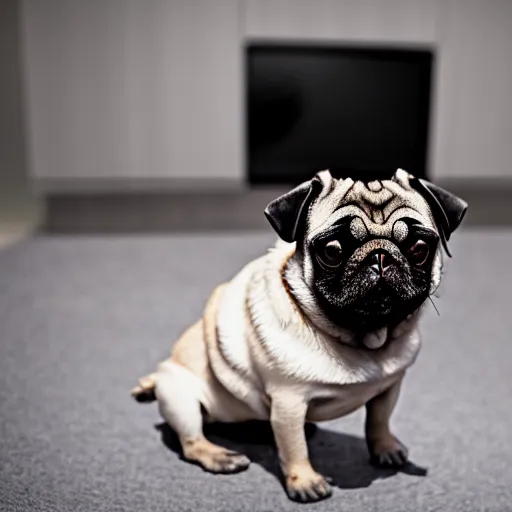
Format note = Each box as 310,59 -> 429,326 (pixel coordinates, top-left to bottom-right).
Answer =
322,280 -> 427,334
313,257 -> 431,334
351,283 -> 395,314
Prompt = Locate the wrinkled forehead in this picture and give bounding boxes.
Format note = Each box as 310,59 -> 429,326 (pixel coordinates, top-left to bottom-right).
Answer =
306,171 -> 436,242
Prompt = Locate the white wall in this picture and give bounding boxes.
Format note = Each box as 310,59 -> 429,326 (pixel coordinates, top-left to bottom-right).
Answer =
0,0 -> 42,236
21,0 -> 242,185
19,0 -> 512,187
244,0 -> 437,44
1,0 -> 28,191
432,0 -> 512,179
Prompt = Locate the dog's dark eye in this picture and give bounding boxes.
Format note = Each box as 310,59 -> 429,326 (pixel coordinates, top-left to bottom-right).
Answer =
317,240 -> 343,268
407,239 -> 429,266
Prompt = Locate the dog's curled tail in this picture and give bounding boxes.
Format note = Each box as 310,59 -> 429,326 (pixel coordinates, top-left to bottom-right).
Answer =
131,372 -> 158,403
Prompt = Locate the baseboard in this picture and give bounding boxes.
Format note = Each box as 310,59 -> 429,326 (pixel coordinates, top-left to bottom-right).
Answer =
436,178 -> 512,227
41,187 -> 288,234
40,178 -> 512,234
33,177 -> 246,194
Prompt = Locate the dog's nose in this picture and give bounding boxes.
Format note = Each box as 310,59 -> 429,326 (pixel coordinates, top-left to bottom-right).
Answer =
368,251 -> 394,277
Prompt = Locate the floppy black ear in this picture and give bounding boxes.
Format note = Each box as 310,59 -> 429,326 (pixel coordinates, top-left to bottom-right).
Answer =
264,175 -> 324,243
410,178 -> 468,257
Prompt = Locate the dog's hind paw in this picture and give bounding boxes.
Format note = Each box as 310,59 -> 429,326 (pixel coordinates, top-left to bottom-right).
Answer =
183,438 -> 251,474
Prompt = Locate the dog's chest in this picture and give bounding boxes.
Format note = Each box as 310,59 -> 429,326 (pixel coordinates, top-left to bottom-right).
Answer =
249,309 -> 420,388
304,375 -> 401,422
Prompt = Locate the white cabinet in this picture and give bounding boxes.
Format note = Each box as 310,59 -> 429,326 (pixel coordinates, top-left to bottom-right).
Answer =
21,0 -> 242,184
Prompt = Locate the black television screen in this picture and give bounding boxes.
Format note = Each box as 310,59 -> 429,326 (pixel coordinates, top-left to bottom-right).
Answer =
247,44 -> 433,185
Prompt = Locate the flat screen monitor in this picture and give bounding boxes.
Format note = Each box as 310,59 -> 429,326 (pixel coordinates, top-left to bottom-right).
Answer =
247,44 -> 433,185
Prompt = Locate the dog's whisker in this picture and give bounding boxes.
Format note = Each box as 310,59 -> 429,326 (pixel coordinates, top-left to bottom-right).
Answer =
428,296 -> 440,316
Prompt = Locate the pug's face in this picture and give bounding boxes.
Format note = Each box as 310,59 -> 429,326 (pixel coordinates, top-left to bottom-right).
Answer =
307,178 -> 440,332
265,169 -> 467,337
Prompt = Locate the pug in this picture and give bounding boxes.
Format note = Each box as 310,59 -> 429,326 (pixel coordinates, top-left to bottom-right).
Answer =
132,169 -> 467,503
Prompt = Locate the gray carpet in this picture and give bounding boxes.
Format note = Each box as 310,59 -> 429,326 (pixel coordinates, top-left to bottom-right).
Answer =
1,230 -> 511,512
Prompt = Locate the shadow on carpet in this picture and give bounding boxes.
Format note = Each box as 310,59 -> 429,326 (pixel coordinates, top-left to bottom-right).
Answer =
155,420 -> 428,492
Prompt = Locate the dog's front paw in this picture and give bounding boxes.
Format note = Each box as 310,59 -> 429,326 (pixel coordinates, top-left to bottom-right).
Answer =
285,466 -> 332,503
369,435 -> 409,467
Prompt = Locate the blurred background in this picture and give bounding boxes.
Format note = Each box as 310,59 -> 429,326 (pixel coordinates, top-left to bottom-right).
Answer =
1,2 -> 512,512
2,0 -> 512,238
